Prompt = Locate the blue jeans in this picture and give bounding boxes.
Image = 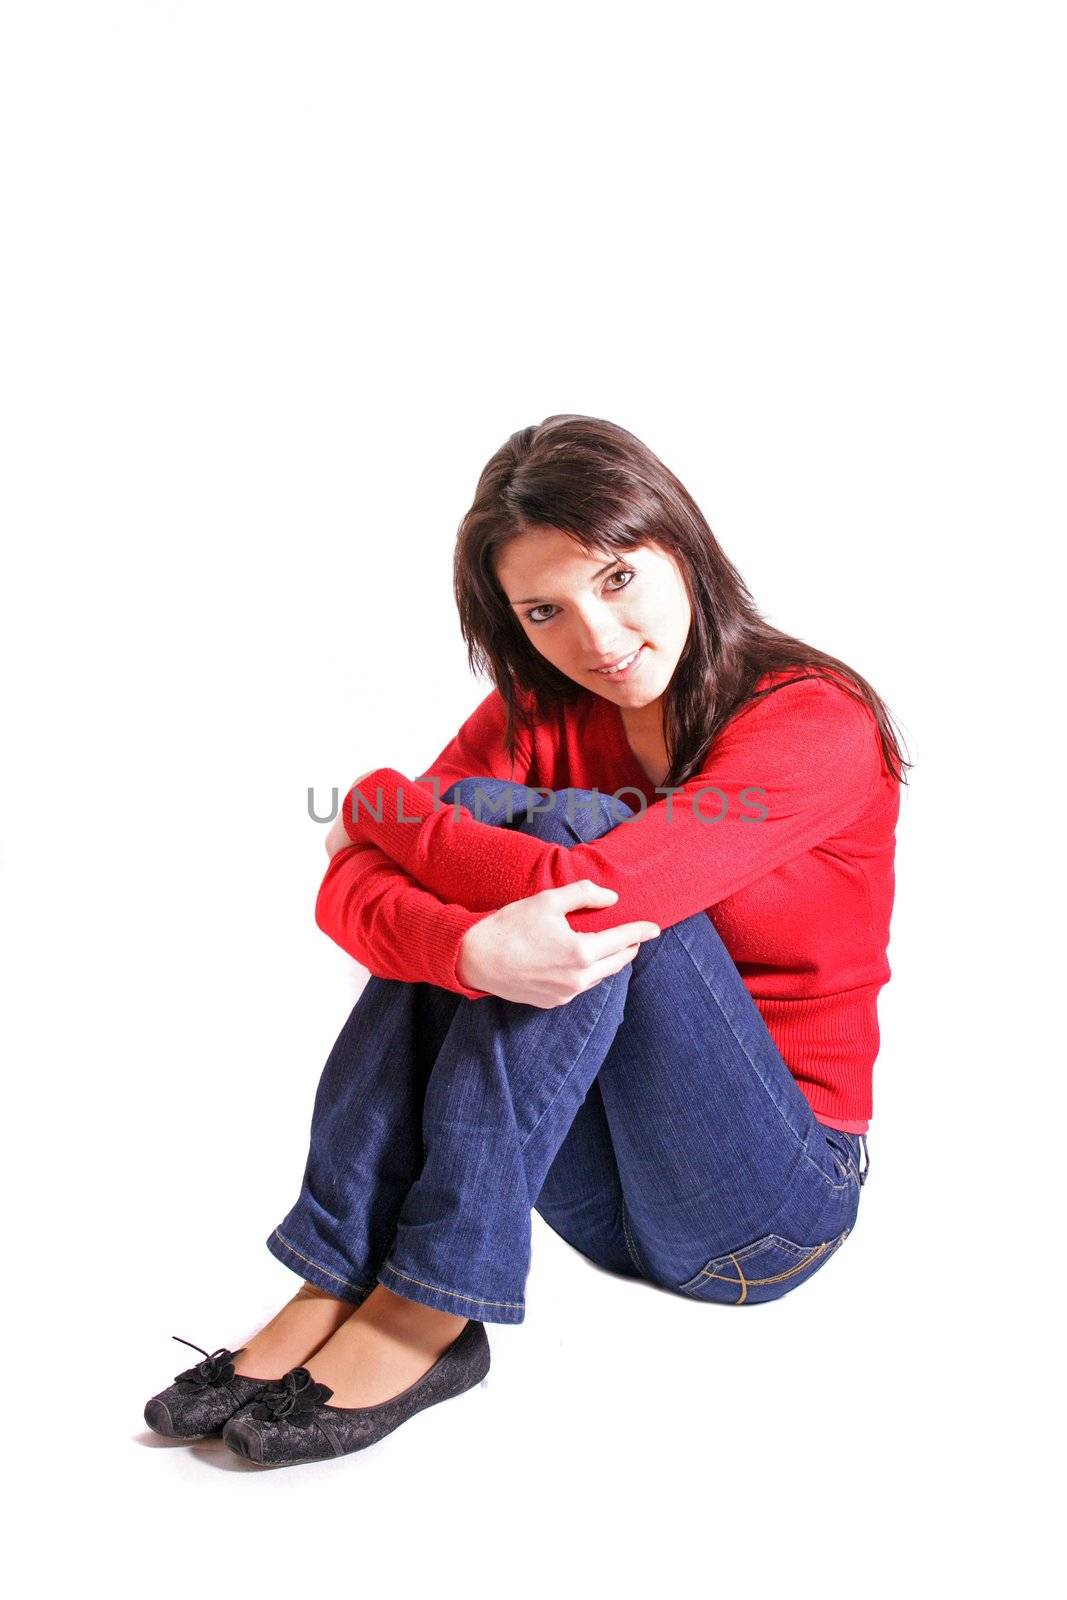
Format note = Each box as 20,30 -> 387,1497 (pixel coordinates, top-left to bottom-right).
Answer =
268,779 -> 870,1321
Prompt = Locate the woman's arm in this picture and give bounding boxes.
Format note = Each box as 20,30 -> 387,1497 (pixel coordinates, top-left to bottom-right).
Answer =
316,835 -> 496,996
339,677 -> 888,939
319,838 -> 660,1008
315,688 -> 537,996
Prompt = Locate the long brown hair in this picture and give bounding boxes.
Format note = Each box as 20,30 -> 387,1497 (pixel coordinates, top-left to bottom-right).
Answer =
453,413 -> 911,789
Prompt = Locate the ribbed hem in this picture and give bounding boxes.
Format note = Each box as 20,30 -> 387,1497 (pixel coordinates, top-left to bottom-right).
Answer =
756,984 -> 880,1131
420,901 -> 496,999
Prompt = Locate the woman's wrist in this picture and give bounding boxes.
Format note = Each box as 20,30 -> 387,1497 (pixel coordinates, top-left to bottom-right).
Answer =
325,811 -> 353,857
457,915 -> 494,991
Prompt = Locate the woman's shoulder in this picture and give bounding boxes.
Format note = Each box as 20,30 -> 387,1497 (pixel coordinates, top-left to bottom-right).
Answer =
725,668 -> 883,772
747,667 -> 873,722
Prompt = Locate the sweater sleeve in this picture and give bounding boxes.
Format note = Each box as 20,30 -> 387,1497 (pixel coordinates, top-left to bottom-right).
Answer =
314,685 -> 535,998
337,677 -> 886,937
314,840 -> 496,998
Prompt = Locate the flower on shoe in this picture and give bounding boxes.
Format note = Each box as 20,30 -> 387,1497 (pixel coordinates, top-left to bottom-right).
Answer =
248,1366 -> 334,1422
172,1343 -> 238,1391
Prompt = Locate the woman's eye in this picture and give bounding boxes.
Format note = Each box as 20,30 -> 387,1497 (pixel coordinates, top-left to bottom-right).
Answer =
524,568 -> 635,626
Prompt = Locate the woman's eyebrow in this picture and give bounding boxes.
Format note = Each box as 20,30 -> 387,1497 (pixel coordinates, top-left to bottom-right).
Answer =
509,558 -> 623,606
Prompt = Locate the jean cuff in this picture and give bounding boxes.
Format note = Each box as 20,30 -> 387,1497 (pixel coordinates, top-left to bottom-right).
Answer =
377,1257 -> 526,1325
266,1226 -> 376,1304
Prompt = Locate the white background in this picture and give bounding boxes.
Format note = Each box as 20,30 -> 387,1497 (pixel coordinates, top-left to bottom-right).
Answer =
2,2 -> 1061,1593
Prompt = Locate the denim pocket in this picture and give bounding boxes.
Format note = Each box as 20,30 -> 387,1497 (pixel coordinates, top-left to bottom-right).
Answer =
677,1227 -> 851,1306
824,1130 -> 869,1186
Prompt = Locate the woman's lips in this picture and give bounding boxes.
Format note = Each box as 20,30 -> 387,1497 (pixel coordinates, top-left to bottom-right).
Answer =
591,644 -> 646,681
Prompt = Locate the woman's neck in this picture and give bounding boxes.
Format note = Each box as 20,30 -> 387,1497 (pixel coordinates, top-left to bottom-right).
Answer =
619,704 -> 670,788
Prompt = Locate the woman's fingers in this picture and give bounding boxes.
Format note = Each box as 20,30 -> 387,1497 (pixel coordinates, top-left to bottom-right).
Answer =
579,921 -> 661,962
579,941 -> 643,989
544,879 -> 620,911
565,922 -> 661,995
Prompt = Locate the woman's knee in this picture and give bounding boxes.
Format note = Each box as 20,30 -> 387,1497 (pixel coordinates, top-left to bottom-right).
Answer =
440,776 -> 528,823
536,787 -> 638,845
442,779 -> 637,845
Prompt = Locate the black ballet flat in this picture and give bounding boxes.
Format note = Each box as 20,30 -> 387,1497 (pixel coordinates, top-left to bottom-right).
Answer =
143,1336 -> 278,1440
222,1319 -> 491,1467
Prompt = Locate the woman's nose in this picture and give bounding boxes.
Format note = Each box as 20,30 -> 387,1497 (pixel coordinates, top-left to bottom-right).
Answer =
574,605 -> 625,655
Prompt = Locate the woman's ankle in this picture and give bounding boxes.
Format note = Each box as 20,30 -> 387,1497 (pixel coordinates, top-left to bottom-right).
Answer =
293,1280 -> 349,1305
358,1282 -> 468,1331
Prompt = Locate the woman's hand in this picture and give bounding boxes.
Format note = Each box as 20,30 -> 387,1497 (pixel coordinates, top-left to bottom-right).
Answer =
457,881 -> 661,1008
325,771 -> 376,857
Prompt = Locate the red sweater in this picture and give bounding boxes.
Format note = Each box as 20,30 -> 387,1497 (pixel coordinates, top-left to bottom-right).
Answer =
316,671 -> 899,1133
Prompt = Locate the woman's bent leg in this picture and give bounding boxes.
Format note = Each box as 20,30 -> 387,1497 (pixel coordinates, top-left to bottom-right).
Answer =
267,977 -> 464,1301
373,779 -> 666,1322
375,901 -> 634,1323
489,782 -> 865,1304
393,779 -> 862,1316
528,1075 -> 647,1280
583,913 -> 862,1303
268,783 -> 633,1306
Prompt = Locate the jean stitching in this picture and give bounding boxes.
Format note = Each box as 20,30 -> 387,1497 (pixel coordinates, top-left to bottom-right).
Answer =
669,929 -> 853,1194
381,1258 -> 524,1311
684,1229 -> 849,1301
691,1237 -> 833,1289
271,1228 -> 375,1296
621,1199 -> 651,1278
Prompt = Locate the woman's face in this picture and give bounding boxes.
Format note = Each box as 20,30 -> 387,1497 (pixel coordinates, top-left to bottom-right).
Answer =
495,526 -> 693,711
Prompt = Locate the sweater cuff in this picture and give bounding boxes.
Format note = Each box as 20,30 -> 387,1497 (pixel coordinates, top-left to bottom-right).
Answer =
420,900 -> 494,1000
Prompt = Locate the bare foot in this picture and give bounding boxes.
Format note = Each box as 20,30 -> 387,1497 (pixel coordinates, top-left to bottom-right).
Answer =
300,1284 -> 468,1408
233,1282 -> 361,1380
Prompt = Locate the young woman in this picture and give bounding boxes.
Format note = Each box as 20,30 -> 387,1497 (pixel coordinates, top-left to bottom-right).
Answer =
145,414 -> 907,1468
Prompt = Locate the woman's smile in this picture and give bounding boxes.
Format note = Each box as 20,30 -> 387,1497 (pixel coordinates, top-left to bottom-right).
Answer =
590,643 -> 647,681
